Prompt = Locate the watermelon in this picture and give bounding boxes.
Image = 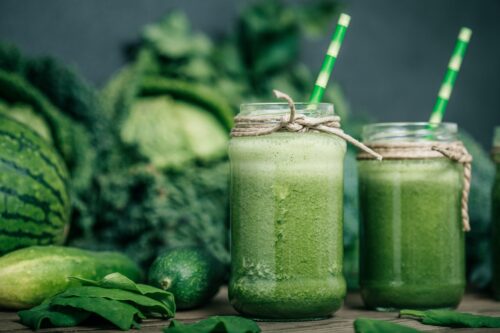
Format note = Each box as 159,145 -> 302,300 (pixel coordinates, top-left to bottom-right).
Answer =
0,115 -> 70,254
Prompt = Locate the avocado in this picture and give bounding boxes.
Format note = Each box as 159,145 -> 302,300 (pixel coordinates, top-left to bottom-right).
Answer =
148,246 -> 225,310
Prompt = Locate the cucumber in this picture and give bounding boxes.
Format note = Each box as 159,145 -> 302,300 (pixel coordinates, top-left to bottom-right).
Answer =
0,246 -> 142,309
148,247 -> 225,310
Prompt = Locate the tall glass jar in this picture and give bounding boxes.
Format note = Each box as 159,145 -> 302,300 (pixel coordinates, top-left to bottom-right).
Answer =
492,127 -> 500,300
358,122 -> 466,310
228,103 -> 347,320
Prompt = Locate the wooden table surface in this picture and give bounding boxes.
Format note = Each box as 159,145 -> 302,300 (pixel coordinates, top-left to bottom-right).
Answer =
1,288 -> 499,332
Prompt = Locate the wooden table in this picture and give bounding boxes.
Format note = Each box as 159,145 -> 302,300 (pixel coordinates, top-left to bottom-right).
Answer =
1,288 -> 499,332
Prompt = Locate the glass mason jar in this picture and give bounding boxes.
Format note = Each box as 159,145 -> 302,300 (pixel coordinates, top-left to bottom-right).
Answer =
358,122 -> 466,310
228,103 -> 347,320
492,127 -> 500,300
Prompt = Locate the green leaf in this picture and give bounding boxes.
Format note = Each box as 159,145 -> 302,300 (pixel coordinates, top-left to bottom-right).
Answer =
295,0 -> 341,37
400,309 -> 500,328
71,272 -> 176,312
18,273 -> 175,331
142,11 -> 212,59
354,317 -> 422,333
58,286 -> 174,317
18,302 -> 90,330
163,316 -> 261,333
51,296 -> 144,331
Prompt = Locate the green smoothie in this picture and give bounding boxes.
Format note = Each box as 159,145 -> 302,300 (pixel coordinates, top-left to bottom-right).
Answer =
359,159 -> 465,309
492,127 -> 500,300
228,131 -> 346,320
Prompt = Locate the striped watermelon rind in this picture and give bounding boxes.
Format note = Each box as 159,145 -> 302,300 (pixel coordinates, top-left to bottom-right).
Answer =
0,115 -> 70,254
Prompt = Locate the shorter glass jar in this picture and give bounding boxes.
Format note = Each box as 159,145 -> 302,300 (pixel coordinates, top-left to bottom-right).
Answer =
491,127 -> 500,300
228,103 -> 347,320
358,122 -> 466,310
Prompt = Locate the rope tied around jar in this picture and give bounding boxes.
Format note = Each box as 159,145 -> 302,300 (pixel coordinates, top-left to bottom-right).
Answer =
231,90 -> 383,160
358,141 -> 473,232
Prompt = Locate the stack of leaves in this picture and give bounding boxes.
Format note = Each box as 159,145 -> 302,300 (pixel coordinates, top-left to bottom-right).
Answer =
164,316 -> 260,333
18,273 -> 175,331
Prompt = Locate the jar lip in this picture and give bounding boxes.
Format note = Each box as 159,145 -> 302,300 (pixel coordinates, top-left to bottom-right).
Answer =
240,102 -> 332,107
362,122 -> 458,143
240,102 -> 334,117
364,121 -> 457,128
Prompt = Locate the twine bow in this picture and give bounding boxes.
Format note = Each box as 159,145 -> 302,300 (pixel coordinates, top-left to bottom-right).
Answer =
231,90 -> 383,160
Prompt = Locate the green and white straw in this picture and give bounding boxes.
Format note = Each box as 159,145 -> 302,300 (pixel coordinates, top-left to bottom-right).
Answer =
309,13 -> 351,103
429,27 -> 472,123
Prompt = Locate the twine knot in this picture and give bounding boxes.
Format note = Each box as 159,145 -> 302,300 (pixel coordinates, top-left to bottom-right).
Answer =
231,90 -> 382,160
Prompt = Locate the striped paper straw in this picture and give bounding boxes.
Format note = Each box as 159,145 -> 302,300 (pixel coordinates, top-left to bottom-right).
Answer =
429,27 -> 472,123
309,13 -> 351,103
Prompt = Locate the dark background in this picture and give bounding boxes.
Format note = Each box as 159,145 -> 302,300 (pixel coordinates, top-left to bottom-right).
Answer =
0,0 -> 498,148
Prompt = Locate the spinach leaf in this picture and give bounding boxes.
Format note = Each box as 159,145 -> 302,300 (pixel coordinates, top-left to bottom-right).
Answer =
70,272 -> 176,308
354,317 -> 423,333
51,296 -> 144,331
400,309 -> 500,328
18,273 -> 175,331
58,286 -> 174,317
164,316 -> 261,333
18,302 -> 90,330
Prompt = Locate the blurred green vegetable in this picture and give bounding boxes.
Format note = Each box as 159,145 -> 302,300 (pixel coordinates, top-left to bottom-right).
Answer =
0,42 -> 105,240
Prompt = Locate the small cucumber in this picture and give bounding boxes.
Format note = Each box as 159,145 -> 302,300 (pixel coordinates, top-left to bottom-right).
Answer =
0,246 -> 141,309
148,247 -> 224,310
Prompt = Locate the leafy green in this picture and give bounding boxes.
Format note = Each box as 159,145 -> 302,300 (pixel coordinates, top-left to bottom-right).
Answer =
18,302 -> 90,330
400,309 -> 500,328
52,297 -> 144,331
18,273 -> 175,331
354,317 -> 422,333
140,76 -> 234,131
164,316 -> 261,333
71,272 -> 176,309
0,42 -> 105,243
58,287 -> 173,317
143,11 -> 213,59
120,96 -> 227,169
0,99 -> 52,142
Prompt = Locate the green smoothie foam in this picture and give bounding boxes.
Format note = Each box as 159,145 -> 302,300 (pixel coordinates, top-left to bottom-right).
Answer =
229,132 -> 346,320
359,158 -> 465,310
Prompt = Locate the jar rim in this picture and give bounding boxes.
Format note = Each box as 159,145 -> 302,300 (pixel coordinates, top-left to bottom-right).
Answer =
362,122 -> 458,143
239,103 -> 334,118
